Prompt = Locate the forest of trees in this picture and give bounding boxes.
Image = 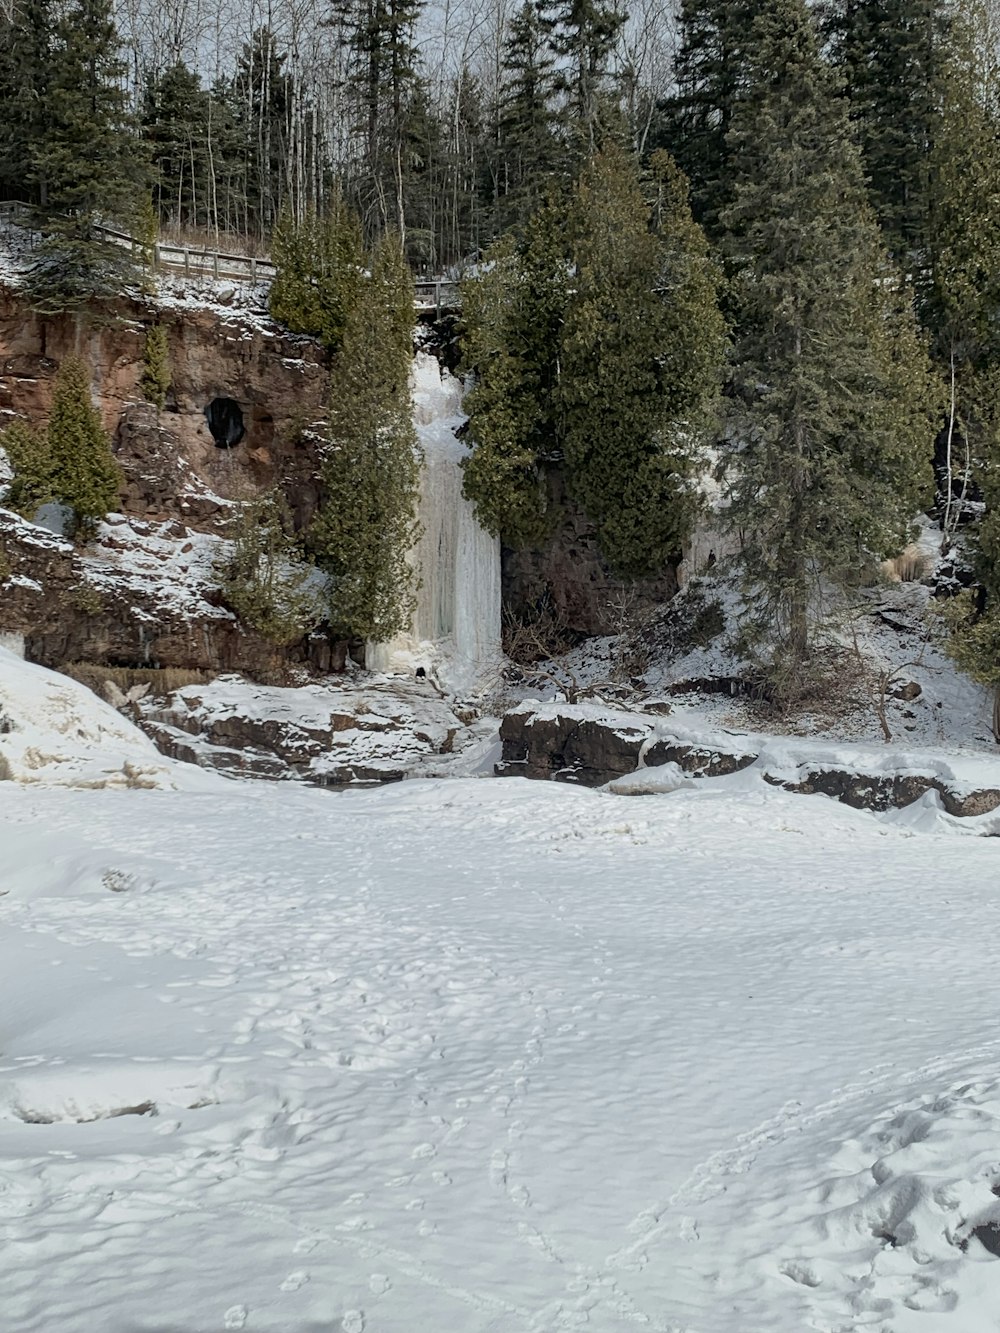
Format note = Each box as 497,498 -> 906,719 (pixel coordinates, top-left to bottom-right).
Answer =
3,0 -> 1000,691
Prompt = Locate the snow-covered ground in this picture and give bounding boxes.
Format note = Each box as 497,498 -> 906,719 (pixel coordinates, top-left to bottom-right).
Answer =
3,653 -> 1000,1332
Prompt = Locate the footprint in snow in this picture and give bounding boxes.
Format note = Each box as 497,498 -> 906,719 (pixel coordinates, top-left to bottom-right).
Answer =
280,1271 -> 309,1292
368,1273 -> 391,1295
223,1306 -> 248,1330
341,1312 -> 365,1333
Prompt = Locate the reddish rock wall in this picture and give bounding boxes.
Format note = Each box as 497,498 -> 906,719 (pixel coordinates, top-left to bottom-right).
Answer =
0,287 -> 329,529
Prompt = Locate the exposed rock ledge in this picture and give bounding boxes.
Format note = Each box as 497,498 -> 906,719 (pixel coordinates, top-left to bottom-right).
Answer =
139,675 -> 477,785
498,701 -> 1000,819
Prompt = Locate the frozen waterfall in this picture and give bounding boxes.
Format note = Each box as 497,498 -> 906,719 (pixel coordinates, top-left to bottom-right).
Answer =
367,352 -> 501,690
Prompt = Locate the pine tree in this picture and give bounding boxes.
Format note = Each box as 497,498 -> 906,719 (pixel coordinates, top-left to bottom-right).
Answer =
560,146 -> 725,575
269,204 -> 366,353
826,0 -> 948,263
308,235 -> 421,642
721,0 -> 936,690
25,0 -> 147,310
655,0 -> 757,240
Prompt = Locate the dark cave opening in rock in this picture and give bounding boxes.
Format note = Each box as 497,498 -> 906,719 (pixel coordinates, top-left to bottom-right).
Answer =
205,397 -> 245,448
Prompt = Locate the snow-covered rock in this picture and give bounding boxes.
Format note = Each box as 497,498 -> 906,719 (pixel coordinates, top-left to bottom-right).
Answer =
140,673 -> 479,785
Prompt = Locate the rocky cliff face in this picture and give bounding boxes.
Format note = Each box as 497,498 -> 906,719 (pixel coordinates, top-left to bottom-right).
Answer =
0,284 -> 329,528
501,472 -> 679,637
0,284 -> 336,676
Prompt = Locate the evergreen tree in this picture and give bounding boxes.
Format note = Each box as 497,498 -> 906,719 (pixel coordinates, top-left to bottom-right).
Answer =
655,0 -> 756,240
721,0 -> 936,689
231,28 -> 292,237
308,234 -> 421,641
923,1 -> 1000,540
463,154 -> 725,572
0,0 -> 52,205
461,196 -> 572,546
826,0 -> 948,263
4,358 -> 121,535
269,204 -> 365,352
1,418 -> 53,518
141,325 -> 172,411
216,491 -> 323,645
495,2 -> 563,231
332,0 -> 425,240
540,0 -> 626,154
142,62 -> 214,231
45,356 -> 122,534
25,0 -> 146,310
560,146 -> 725,575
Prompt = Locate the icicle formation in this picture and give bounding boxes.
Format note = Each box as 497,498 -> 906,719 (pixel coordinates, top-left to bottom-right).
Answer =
368,352 -> 501,688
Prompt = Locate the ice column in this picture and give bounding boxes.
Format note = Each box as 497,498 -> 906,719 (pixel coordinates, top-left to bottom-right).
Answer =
367,352 -> 501,688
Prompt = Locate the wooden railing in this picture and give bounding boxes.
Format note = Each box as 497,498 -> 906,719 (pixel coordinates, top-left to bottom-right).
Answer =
0,201 -> 461,308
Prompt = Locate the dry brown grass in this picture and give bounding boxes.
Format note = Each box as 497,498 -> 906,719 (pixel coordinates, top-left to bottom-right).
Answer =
60,663 -> 214,700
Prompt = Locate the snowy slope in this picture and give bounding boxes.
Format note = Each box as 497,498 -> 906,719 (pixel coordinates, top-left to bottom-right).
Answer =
0,646 -> 214,789
3,726 -> 1000,1330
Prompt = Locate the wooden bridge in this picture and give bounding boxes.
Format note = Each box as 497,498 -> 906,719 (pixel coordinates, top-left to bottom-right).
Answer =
0,201 -> 460,311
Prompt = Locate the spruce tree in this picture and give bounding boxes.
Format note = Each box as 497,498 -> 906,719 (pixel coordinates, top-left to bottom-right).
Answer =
560,146 -> 725,575
655,0 -> 757,241
540,0 -> 626,154
308,235 -> 421,642
826,0 -> 948,263
0,0 -> 52,205
496,2 -> 564,231
330,0 -> 425,239
923,2 -> 1000,540
25,0 -> 146,310
721,0 -> 936,690
142,62 -> 213,231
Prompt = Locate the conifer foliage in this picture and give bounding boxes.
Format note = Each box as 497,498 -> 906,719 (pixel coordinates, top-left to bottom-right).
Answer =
462,147 -> 725,576
140,326 -> 172,412
308,234 -> 421,642
460,198 -> 571,548
216,491 -> 323,646
269,206 -> 366,353
720,0 -> 936,689
561,146 -> 725,575
21,0 -> 146,310
3,356 -> 121,537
